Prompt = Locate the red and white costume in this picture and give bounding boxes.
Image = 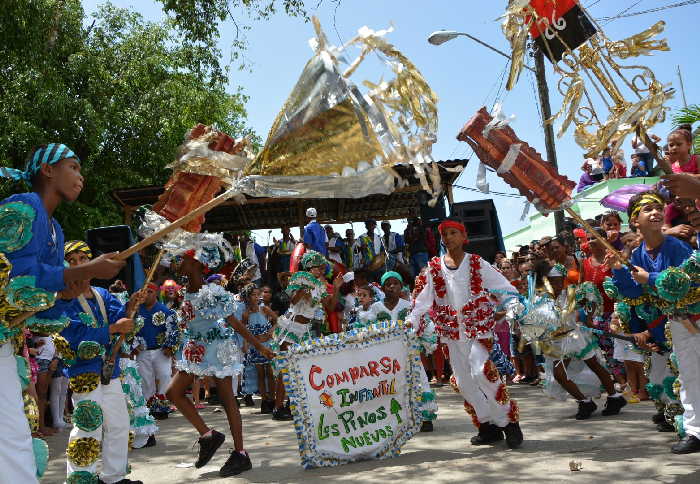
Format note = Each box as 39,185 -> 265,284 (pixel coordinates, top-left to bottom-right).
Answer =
409,254 -> 519,428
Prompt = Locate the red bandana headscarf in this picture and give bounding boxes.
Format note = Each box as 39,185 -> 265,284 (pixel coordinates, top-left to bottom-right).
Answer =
438,220 -> 467,235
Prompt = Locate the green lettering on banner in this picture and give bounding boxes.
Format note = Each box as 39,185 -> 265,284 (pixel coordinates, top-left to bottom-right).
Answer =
337,388 -> 352,407
317,413 -> 329,440
341,436 -> 357,453
376,406 -> 387,420
338,410 -> 356,433
390,398 -> 403,425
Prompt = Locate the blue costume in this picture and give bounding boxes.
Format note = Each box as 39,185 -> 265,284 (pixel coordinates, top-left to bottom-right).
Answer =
612,235 -> 693,435
234,301 -> 272,365
0,192 -> 71,482
303,219 -> 327,256
137,302 -> 173,350
169,283 -> 244,378
60,286 -> 127,379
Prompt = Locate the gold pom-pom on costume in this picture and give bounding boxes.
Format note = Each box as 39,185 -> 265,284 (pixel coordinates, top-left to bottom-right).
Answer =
23,392 -> 39,432
66,437 -> 101,468
128,431 -> 135,451
69,373 -> 100,394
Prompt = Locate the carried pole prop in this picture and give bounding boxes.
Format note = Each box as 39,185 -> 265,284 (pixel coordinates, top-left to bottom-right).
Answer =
10,188 -> 241,329
101,248 -> 164,385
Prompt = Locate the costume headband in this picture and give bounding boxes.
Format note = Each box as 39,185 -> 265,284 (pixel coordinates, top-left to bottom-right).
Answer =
629,193 -> 664,220
146,282 -> 159,291
380,271 -> 403,285
1,144 -> 80,185
438,220 -> 467,235
547,265 -> 565,278
64,240 -> 92,260
231,258 -> 257,281
300,250 -> 328,270
240,283 -> 258,299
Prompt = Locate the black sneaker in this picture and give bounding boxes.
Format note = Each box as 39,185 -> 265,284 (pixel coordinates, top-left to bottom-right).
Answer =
652,411 -> 666,424
152,411 -> 169,420
219,450 -> 253,477
601,396 -> 627,416
671,435 -> 700,454
503,422 -> 523,448
243,394 -> 255,407
260,399 -> 274,414
420,420 -> 434,432
99,480 -> 144,484
575,400 -> 597,420
195,429 -> 225,468
657,421 -> 676,432
470,422 -> 504,445
143,434 -> 156,448
272,406 -> 293,421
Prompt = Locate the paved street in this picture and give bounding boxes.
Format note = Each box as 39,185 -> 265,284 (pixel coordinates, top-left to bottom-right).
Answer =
43,384 -> 700,483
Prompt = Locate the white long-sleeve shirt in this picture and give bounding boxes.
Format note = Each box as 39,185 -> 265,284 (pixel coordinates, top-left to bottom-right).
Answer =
409,254 -> 517,340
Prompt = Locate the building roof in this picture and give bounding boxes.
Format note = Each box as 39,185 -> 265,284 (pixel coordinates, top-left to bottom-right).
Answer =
110,159 -> 468,232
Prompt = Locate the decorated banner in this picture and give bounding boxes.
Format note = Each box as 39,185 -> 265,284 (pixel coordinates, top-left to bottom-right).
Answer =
276,322 -> 424,468
527,0 -> 596,63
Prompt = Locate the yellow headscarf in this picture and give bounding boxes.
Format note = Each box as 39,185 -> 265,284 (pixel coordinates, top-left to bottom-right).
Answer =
629,193 -> 664,220
64,240 -> 92,260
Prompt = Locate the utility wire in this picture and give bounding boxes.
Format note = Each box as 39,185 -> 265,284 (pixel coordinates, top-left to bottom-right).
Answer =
597,0 -> 699,21
452,184 -> 524,199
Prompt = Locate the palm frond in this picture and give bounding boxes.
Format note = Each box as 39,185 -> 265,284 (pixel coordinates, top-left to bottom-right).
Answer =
672,105 -> 700,153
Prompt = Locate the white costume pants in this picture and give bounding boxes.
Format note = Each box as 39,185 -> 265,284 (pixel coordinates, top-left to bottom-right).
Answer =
0,342 -> 38,483
648,352 -> 679,404
50,375 -> 69,428
446,336 -> 516,428
67,380 -> 130,483
136,348 -> 172,400
671,320 -> 700,439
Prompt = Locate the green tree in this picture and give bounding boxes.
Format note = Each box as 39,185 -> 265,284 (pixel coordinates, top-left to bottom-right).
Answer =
673,105 -> 700,154
0,0 -> 256,239
156,0 -> 307,72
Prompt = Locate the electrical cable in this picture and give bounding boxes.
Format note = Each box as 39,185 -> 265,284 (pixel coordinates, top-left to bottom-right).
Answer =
598,0 -> 699,21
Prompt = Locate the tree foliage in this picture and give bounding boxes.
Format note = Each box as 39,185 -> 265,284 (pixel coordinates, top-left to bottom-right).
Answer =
157,0 -> 308,72
673,105 -> 700,153
0,0 -> 256,239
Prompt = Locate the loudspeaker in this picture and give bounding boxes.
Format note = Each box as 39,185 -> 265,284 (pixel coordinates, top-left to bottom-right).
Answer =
419,193 -> 447,223
85,225 -> 145,291
449,199 -> 505,263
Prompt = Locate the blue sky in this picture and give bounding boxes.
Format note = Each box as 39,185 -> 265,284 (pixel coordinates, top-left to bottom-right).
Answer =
82,0 -> 700,244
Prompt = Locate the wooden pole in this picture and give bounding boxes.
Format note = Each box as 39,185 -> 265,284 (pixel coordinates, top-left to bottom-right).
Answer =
115,188 -> 241,261
564,206 -> 633,269
101,249 -> 164,385
11,189 -> 240,329
533,46 -> 565,235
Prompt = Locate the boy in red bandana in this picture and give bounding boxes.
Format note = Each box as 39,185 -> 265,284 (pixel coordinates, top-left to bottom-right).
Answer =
408,219 -> 523,448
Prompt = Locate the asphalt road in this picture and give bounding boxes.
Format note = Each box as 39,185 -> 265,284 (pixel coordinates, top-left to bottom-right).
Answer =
42,384 -> 700,483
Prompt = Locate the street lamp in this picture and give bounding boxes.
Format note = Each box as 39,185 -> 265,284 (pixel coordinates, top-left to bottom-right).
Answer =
427,30 -> 535,73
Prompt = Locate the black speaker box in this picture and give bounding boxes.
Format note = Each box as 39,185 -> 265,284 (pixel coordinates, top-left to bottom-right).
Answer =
85,225 -> 144,291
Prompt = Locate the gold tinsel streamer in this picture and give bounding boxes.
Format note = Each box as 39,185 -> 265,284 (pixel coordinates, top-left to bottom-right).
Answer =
128,431 -> 135,451
69,373 -> 100,394
66,437 -> 101,468
23,392 -> 39,432
619,287 -> 700,312
500,1 -> 672,159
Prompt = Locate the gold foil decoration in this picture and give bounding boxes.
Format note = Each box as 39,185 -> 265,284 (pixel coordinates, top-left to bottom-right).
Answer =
245,17 -> 441,200
501,3 -> 673,160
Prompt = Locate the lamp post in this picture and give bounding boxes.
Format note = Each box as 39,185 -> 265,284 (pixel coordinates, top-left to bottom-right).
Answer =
428,29 -> 564,234
427,30 -> 535,73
